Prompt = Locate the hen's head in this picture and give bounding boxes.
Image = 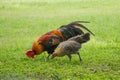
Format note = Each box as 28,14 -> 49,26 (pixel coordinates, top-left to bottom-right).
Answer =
25,50 -> 35,59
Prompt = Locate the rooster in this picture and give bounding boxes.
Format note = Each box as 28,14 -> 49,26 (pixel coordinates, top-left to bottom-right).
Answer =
51,33 -> 90,61
25,21 -> 94,59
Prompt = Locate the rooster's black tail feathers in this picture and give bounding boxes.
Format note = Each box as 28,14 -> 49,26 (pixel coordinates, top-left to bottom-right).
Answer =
67,21 -> 95,36
59,21 -> 94,40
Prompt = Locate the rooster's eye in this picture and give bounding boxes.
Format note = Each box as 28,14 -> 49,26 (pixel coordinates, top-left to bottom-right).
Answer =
49,39 -> 52,43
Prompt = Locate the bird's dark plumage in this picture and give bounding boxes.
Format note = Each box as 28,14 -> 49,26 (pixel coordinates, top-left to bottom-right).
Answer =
25,21 -> 94,59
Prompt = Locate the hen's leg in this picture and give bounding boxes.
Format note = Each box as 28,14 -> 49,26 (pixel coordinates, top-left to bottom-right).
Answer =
76,52 -> 82,61
67,54 -> 72,61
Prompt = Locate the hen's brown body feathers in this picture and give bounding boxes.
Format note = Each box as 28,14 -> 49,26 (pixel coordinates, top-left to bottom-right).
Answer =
51,33 -> 90,61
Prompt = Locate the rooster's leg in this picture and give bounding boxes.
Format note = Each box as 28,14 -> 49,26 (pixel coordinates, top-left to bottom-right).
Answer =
47,54 -> 51,59
76,52 -> 82,61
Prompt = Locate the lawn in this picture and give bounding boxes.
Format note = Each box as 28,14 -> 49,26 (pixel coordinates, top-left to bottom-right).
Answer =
0,0 -> 120,80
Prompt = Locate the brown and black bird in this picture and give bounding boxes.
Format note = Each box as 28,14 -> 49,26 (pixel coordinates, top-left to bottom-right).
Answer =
25,21 -> 94,59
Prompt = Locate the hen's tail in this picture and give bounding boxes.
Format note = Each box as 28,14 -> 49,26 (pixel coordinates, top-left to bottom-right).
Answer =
68,33 -> 90,44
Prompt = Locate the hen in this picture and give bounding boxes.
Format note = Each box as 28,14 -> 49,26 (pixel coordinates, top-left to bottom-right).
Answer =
51,33 -> 90,61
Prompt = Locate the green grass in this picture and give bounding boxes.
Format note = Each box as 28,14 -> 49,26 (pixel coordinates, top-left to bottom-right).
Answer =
0,0 -> 120,80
